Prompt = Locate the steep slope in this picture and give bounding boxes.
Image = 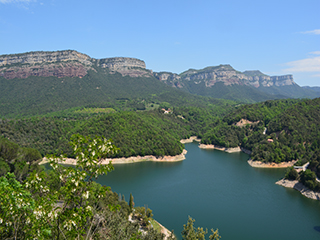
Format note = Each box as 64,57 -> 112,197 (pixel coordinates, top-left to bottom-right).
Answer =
0,50 -> 232,118
154,65 -> 320,101
302,86 -> 320,93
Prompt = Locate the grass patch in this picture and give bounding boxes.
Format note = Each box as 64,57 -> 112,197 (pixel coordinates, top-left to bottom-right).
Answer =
145,103 -> 160,111
150,219 -> 162,233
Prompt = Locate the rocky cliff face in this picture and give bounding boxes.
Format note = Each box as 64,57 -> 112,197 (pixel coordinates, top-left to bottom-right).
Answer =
153,72 -> 183,88
1,62 -> 89,79
0,50 -> 295,88
97,57 -> 151,78
97,57 -> 146,70
153,64 -> 295,89
0,50 -> 149,79
0,50 -> 93,67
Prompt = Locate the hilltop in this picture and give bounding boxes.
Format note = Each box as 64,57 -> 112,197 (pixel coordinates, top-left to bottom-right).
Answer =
1,50 -> 234,118
154,64 -> 320,101
0,50 -> 319,118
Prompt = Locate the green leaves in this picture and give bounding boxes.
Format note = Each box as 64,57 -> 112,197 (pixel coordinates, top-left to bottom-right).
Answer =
0,173 -> 37,239
0,135 -> 121,239
181,216 -> 220,240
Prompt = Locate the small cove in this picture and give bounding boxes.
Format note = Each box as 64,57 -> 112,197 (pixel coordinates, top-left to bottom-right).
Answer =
96,142 -> 320,240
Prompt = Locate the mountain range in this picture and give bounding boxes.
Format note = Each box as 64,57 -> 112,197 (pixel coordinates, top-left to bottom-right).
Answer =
0,50 -> 319,118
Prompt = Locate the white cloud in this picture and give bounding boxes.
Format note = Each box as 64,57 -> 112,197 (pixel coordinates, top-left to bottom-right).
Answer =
310,51 -> 320,55
301,29 -> 320,35
283,56 -> 320,73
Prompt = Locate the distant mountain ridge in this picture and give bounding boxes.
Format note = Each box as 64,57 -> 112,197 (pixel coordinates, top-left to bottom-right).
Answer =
0,50 -> 150,79
1,50 -> 233,118
0,51 -> 296,87
154,65 -> 295,88
153,64 -> 320,100
183,65 -> 294,87
302,86 -> 320,92
0,50 -> 319,108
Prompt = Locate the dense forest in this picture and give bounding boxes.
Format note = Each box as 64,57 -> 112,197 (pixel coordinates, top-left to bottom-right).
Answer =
0,68 -> 235,119
0,135 -> 173,239
0,134 -> 221,239
1,67 -> 320,238
200,98 -> 320,192
0,101 -> 235,158
1,98 -> 320,192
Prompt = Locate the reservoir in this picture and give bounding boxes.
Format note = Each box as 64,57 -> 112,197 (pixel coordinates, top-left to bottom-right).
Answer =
96,142 -> 320,239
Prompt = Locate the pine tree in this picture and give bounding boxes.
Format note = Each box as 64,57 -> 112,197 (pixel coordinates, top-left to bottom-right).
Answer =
129,193 -> 134,210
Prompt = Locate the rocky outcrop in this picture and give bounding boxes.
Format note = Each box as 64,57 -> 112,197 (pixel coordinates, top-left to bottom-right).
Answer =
234,119 -> 259,127
153,64 -> 296,89
98,57 -> 152,78
276,179 -> 320,201
198,144 -> 242,153
0,50 -> 149,79
0,62 -> 89,79
0,50 -> 296,86
0,50 -> 93,67
153,72 -> 183,88
270,75 -> 295,86
247,159 -> 297,168
97,57 -> 146,70
180,136 -> 201,144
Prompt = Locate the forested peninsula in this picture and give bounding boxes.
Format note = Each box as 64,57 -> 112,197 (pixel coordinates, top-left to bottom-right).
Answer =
2,98 -> 320,195
1,50 -> 320,238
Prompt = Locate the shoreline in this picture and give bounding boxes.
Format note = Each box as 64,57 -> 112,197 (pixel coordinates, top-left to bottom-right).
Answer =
180,136 -> 201,144
247,159 -> 297,168
153,219 -> 174,240
276,178 -> 320,201
198,144 -> 242,153
39,149 -> 187,165
197,142 -> 297,169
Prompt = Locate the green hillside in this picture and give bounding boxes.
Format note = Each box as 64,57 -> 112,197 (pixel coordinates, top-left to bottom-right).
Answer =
182,81 -> 285,103
201,98 -> 320,191
0,66 -> 234,119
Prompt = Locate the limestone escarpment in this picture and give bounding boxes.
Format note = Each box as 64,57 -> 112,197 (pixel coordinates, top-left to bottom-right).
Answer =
1,62 -> 89,79
0,50 -> 93,67
153,64 -> 295,89
97,57 -> 151,78
270,75 -> 295,86
153,72 -> 183,88
182,65 -> 295,88
97,57 -> 146,70
0,50 -> 149,79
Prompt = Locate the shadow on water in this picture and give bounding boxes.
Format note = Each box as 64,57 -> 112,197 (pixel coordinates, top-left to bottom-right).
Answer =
313,226 -> 320,233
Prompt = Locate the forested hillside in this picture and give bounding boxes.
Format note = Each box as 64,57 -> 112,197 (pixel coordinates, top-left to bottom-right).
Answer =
0,135 -> 176,239
0,66 -> 235,119
201,98 -> 320,191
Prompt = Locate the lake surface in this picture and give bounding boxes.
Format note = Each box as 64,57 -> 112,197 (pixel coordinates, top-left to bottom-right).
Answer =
96,142 -> 320,240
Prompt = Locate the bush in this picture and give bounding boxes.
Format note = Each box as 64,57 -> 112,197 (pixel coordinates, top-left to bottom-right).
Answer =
285,167 -> 299,180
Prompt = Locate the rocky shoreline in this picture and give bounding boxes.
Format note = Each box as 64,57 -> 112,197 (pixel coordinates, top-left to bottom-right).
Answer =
110,149 -> 187,164
39,149 -> 187,165
198,144 -> 242,153
180,136 -> 201,144
197,142 -> 298,169
247,159 -> 297,168
276,179 -> 320,201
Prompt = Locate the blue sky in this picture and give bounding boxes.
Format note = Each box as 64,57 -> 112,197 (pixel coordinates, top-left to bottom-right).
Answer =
0,0 -> 319,86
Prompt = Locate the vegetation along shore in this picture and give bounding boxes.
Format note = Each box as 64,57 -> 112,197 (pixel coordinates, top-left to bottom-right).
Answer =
1,50 -> 320,238
276,179 -> 320,201
39,149 -> 187,165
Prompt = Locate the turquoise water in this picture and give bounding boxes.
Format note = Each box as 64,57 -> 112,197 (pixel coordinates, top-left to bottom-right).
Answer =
96,142 -> 320,239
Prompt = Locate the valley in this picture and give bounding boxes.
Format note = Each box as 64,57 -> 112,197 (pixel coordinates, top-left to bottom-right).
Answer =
1,50 -> 320,239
